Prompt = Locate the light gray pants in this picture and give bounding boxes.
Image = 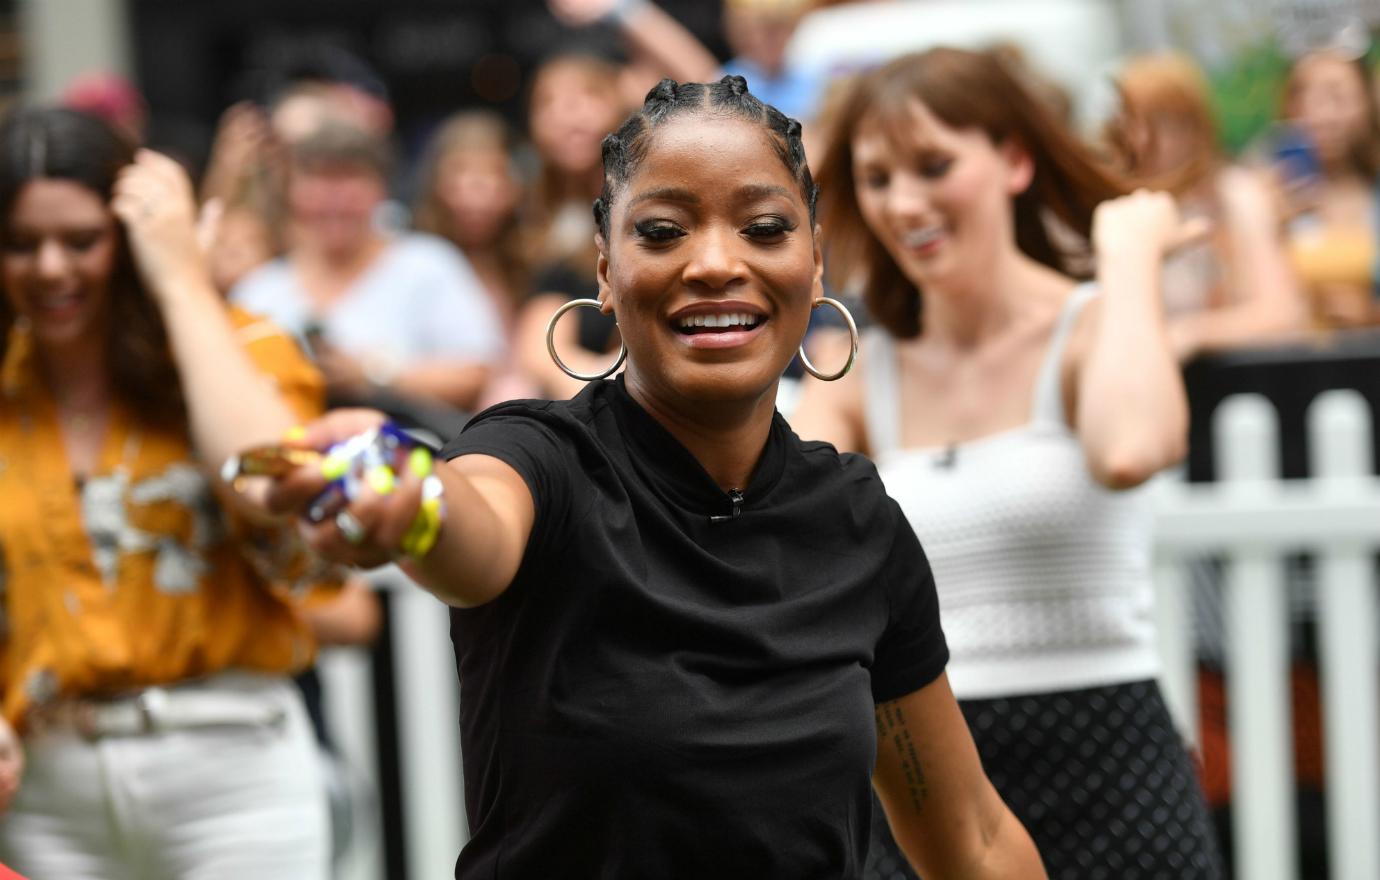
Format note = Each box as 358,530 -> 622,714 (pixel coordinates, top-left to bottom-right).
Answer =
0,673 -> 328,880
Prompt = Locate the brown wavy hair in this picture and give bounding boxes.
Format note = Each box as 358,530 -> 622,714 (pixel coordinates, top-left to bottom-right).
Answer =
0,107 -> 184,426
1105,52 -> 1220,196
815,47 -> 1129,339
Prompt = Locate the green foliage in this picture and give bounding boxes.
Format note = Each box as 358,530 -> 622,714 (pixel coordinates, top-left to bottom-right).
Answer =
1206,35 -> 1380,156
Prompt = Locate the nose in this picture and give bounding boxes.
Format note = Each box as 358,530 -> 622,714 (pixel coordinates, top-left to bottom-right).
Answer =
35,238 -> 70,281
680,224 -> 747,292
884,170 -> 933,226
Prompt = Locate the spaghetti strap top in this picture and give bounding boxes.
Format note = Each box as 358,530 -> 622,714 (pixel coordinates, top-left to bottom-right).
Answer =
864,283 -> 1095,456
861,283 -> 1160,699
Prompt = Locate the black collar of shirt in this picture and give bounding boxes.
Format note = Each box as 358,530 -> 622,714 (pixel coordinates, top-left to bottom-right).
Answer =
604,375 -> 788,517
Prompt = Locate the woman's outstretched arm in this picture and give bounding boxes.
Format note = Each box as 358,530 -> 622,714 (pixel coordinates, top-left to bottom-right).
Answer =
264,409 -> 535,608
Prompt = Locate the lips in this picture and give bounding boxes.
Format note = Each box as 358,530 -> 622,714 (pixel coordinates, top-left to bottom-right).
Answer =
667,302 -> 769,350
901,225 -> 946,256
31,290 -> 85,322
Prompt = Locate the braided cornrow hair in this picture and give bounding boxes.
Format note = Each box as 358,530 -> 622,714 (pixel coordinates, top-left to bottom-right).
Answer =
592,75 -> 818,240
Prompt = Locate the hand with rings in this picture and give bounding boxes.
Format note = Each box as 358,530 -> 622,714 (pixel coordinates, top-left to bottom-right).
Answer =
260,409 -> 447,570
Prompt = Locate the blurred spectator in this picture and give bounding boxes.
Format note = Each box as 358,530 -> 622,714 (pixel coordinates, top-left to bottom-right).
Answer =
413,111 -> 538,406
0,107 -> 329,876
1108,52 -> 1304,359
720,0 -> 825,120
413,112 -> 528,326
206,196 -> 281,295
259,44 -> 395,142
513,54 -> 628,399
60,72 -> 148,144
546,0 -> 719,104
232,122 -> 503,416
1279,47 -> 1380,329
200,101 -> 281,211
270,80 -> 393,146
560,0 -> 826,122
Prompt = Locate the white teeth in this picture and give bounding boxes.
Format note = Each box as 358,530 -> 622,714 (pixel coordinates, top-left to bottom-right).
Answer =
676,312 -> 760,330
903,227 -> 944,248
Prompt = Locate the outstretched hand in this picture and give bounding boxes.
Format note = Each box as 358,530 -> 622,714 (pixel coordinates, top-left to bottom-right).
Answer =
263,410 -> 434,570
111,149 -> 213,303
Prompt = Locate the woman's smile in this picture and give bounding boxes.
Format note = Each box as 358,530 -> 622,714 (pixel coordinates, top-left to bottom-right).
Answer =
668,299 -> 769,349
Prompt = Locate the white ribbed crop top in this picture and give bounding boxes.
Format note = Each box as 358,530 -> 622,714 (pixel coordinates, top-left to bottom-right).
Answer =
864,285 -> 1160,699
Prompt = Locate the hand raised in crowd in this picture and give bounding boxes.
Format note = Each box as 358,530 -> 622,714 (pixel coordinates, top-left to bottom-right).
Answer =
0,716 -> 23,815
201,101 -> 274,203
264,410 -> 433,571
547,0 -> 621,26
1091,188 -> 1210,263
111,149 -> 212,304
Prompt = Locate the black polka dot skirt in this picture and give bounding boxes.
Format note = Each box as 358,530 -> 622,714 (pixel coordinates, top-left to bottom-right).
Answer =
865,679 -> 1224,880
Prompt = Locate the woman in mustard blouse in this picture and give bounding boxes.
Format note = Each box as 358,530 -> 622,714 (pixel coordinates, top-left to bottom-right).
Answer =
0,108 -> 330,878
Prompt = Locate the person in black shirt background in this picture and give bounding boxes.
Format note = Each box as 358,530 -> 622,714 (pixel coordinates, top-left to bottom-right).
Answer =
262,76 -> 1045,879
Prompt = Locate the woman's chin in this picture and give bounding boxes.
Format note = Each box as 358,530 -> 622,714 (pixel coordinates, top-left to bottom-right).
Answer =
659,360 -> 784,407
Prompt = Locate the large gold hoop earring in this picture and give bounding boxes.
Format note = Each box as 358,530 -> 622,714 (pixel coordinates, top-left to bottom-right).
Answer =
545,298 -> 627,382
798,297 -> 858,382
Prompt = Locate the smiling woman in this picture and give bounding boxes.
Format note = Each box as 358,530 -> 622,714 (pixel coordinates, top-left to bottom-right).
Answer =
0,108 -> 331,877
791,47 -> 1223,879
259,76 -> 1045,879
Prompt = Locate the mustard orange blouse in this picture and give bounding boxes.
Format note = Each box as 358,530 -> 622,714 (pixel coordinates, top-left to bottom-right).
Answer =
0,309 -> 327,729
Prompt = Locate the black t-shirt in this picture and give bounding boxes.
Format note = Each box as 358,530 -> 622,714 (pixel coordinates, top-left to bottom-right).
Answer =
440,377 -> 947,879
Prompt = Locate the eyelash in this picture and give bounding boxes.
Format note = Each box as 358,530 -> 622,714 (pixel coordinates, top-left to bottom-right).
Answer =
633,221 -> 683,243
632,217 -> 795,244
744,217 -> 794,238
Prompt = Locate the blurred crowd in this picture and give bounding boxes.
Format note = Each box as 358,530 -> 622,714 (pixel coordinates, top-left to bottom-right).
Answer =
0,0 -> 1377,876
57,0 -> 1380,442
169,3 -> 1380,438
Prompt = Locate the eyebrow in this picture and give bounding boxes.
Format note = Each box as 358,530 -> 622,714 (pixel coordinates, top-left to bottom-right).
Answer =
626,183 -> 795,209
627,186 -> 699,209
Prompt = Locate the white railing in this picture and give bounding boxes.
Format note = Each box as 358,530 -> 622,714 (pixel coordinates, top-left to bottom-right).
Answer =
312,388 -> 1380,880
1152,390 -> 1380,880
317,579 -> 466,880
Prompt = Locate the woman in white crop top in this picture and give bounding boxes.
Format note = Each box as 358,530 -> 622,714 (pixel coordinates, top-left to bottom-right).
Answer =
793,48 -> 1223,878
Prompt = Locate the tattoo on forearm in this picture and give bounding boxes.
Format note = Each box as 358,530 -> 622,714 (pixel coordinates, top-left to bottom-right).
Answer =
876,702 -> 929,813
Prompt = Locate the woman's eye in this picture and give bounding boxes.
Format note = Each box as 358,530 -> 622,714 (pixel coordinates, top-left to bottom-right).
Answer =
919,157 -> 953,179
633,221 -> 684,242
2,238 -> 35,255
65,233 -> 102,252
743,218 -> 793,239
861,170 -> 888,190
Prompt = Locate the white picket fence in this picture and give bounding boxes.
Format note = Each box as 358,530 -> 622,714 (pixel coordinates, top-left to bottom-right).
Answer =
313,388 -> 1380,880
1152,389 -> 1380,880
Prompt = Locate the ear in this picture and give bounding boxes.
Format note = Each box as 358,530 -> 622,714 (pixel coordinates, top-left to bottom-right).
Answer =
1000,138 -> 1035,196
595,233 -> 615,315
811,223 -> 825,299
